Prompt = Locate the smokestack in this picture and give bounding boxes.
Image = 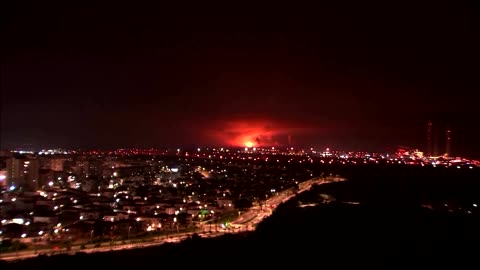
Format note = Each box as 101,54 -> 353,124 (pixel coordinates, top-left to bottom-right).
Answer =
427,121 -> 432,156
0,86 -> 2,151
446,129 -> 451,156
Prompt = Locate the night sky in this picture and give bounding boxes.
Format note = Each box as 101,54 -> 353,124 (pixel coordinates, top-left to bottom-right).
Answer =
1,1 -> 479,157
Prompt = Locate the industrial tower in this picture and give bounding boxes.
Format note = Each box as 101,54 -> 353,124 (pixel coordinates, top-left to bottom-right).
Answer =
427,121 -> 432,157
446,129 -> 451,157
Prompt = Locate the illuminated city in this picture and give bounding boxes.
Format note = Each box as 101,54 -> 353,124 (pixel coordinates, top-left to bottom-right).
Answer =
0,141 -> 479,260
2,0 -> 480,268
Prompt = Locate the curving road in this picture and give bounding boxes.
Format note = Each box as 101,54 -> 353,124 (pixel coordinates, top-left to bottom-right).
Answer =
230,176 -> 346,228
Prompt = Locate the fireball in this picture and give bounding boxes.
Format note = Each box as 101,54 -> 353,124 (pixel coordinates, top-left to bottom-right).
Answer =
244,141 -> 254,148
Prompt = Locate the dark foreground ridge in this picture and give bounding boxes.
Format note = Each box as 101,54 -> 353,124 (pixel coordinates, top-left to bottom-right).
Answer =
2,206 -> 479,269
3,165 -> 480,268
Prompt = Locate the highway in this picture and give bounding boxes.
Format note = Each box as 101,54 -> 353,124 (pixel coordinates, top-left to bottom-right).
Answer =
0,176 -> 345,262
0,231 -> 224,262
230,176 -> 346,229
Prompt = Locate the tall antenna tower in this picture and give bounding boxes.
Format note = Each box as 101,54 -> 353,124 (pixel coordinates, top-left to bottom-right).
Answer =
446,129 -> 451,156
427,121 -> 432,156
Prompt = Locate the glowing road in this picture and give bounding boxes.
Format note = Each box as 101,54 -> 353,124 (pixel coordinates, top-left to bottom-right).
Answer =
0,231 -> 224,261
230,176 -> 346,229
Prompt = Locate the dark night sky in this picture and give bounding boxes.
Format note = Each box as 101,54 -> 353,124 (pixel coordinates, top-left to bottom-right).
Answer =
1,1 -> 479,156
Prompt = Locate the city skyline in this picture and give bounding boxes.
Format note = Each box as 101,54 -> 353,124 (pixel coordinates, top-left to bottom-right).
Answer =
2,1 -> 480,265
0,120 -> 470,159
2,1 -> 479,157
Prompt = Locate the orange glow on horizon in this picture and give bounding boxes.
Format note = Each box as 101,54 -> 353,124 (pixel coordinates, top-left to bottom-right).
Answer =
203,119 -> 323,147
245,141 -> 254,148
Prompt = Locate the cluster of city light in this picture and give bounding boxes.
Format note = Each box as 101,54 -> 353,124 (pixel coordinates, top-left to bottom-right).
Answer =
2,145 -> 478,249
38,149 -> 72,155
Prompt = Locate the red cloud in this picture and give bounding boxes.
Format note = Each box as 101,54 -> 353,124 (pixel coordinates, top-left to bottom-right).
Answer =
204,119 -> 322,147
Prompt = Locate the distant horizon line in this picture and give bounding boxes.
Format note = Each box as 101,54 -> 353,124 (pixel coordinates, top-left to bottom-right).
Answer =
0,145 -> 446,153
